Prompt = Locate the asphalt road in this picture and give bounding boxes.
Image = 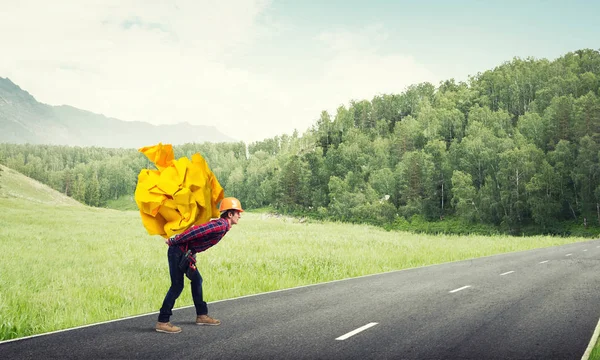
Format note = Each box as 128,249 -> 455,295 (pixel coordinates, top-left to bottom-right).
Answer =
2,240 -> 600,360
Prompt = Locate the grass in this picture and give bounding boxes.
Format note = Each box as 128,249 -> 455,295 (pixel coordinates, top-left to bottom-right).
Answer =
104,194 -> 138,211
1,164 -> 599,356
592,343 -> 600,360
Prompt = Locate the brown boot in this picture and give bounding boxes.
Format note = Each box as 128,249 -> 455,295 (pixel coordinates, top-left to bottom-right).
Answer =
155,322 -> 182,333
196,315 -> 221,326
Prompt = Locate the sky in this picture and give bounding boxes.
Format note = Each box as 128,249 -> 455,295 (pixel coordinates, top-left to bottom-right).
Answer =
1,0 -> 598,144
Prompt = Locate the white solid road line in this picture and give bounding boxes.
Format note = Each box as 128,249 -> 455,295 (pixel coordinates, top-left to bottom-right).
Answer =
539,260 -> 549,264
449,285 -> 471,293
566,254 -> 573,256
336,322 -> 379,340
500,271 -> 515,276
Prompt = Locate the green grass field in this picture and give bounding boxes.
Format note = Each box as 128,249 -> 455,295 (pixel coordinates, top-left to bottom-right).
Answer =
1,164 -> 599,358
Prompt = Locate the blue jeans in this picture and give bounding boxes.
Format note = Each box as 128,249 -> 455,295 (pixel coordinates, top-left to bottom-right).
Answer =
158,246 -> 208,323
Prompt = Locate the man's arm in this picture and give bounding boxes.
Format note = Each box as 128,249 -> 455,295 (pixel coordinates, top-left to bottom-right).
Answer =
167,219 -> 228,246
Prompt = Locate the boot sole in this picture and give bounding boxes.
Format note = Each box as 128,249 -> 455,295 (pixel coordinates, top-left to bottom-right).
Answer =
155,328 -> 182,333
196,322 -> 221,326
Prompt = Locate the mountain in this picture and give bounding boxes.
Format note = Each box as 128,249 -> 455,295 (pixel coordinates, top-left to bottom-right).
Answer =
0,77 -> 237,148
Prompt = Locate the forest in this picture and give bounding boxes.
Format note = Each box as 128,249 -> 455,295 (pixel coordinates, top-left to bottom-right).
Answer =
1,49 -> 599,236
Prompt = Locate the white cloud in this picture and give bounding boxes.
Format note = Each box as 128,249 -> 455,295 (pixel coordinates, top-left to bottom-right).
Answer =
0,1 -> 438,144
280,26 -> 438,135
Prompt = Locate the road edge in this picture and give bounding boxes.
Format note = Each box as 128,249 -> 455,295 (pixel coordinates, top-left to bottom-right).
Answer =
583,315 -> 600,360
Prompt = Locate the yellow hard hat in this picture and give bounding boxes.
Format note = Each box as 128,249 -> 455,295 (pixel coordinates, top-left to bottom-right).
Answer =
219,197 -> 244,212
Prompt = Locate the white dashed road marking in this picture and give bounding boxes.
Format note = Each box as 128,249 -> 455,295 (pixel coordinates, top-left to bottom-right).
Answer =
566,254 -> 573,257
336,323 -> 378,340
539,260 -> 549,264
500,271 -> 515,276
449,286 -> 471,293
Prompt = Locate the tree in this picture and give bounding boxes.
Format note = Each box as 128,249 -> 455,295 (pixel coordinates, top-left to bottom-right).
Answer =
424,140 -> 452,218
369,168 -> 395,200
451,170 -> 479,221
450,121 -> 504,190
302,149 -> 329,209
517,112 -> 549,151
573,91 -> 600,142
351,100 -> 374,130
496,142 -> 542,231
578,72 -> 599,97
391,115 -> 426,164
371,94 -> 403,133
468,106 -> 513,138
332,105 -> 354,146
395,150 -> 434,218
400,82 -> 436,117
85,171 -> 101,207
328,175 -> 350,220
314,111 -> 334,155
526,161 -> 560,229
225,166 -> 245,201
244,150 -> 276,208
275,155 -> 310,211
73,172 -> 86,203
572,136 -> 599,217
544,95 -> 574,148
548,140 -> 578,220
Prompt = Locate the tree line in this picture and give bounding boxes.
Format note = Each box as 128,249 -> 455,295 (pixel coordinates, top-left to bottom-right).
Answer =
1,49 -> 599,235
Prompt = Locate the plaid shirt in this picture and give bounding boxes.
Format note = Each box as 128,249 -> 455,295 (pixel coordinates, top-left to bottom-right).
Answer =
168,218 -> 230,254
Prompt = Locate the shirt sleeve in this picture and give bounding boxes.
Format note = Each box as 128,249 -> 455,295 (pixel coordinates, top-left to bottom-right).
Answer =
168,219 -> 229,246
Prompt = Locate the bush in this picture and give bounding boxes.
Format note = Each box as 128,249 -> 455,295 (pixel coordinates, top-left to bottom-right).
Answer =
388,215 -> 499,236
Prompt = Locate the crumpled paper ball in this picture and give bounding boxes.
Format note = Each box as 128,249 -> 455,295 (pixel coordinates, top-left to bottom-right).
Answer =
134,143 -> 224,238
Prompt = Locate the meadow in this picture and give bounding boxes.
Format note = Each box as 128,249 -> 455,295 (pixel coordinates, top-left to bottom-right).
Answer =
1,164 -> 599,358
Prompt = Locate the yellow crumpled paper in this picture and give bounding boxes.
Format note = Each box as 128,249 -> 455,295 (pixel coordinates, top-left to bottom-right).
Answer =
134,143 -> 224,238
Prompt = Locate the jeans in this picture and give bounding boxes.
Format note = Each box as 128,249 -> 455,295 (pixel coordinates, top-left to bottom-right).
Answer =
158,245 -> 208,323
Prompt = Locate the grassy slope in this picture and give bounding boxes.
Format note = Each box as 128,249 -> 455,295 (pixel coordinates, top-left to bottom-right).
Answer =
1,163 -> 598,354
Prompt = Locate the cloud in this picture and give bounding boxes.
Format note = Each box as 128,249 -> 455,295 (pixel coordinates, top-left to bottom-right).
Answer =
319,25 -> 437,97
0,1 -> 438,144
276,26 -> 438,138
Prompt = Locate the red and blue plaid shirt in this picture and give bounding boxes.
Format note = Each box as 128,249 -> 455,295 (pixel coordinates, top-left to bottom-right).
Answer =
168,218 -> 230,254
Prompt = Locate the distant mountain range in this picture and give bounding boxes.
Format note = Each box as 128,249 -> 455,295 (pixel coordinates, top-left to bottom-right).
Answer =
0,77 -> 237,148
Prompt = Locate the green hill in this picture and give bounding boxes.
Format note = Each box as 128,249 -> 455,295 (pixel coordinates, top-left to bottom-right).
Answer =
0,164 -> 83,207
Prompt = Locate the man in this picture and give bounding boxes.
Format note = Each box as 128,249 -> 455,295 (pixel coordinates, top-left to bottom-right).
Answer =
155,197 -> 243,334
